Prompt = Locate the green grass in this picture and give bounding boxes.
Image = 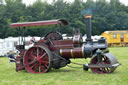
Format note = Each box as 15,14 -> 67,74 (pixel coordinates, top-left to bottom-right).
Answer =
0,47 -> 128,85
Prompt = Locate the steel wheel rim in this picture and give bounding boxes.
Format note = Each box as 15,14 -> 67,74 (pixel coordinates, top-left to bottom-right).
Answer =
24,46 -> 51,73
90,55 -> 112,74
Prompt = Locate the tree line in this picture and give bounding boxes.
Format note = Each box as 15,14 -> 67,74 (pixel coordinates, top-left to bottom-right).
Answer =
0,0 -> 128,38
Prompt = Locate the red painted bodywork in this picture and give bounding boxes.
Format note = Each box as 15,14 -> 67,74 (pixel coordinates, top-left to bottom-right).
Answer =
34,39 -> 84,58
49,40 -> 74,51
35,39 -> 74,51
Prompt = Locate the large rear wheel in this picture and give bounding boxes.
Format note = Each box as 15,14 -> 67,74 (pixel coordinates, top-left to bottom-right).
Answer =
23,45 -> 52,73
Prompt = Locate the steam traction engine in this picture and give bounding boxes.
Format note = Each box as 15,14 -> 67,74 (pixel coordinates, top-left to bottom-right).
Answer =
10,15 -> 120,74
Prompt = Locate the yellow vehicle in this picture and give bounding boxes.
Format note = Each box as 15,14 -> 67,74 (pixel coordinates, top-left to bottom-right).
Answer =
102,30 -> 128,47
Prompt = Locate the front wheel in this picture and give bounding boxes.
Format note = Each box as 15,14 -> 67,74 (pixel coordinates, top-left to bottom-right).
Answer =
90,53 -> 119,74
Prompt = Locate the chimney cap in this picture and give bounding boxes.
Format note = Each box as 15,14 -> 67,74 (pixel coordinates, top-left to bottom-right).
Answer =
85,14 -> 92,18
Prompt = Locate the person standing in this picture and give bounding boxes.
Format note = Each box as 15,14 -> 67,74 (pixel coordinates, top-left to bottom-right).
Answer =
8,50 -> 16,62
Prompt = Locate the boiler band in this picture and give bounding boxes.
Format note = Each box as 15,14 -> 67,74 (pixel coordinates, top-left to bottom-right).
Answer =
60,46 -> 85,58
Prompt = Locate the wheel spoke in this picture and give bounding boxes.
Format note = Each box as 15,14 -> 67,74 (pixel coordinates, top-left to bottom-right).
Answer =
39,63 -> 45,72
28,58 -> 37,65
41,57 -> 48,60
102,68 -> 107,73
44,64 -> 48,68
37,48 -> 39,58
28,57 -> 33,61
30,51 -> 36,58
106,68 -> 110,72
41,61 -> 48,64
39,66 -> 41,72
34,63 -> 38,72
41,66 -> 45,72
30,64 -> 35,69
40,53 -> 47,59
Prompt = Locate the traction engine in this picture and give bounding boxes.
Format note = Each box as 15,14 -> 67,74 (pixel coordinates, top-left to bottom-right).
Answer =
10,15 -> 120,74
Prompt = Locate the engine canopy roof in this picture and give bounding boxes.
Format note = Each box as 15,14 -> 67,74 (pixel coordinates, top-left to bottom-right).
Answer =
10,19 -> 68,28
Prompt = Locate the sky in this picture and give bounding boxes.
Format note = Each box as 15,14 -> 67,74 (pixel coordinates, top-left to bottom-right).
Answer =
22,0 -> 128,6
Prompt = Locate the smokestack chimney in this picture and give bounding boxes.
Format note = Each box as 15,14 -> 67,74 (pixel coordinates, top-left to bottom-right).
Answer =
85,14 -> 92,42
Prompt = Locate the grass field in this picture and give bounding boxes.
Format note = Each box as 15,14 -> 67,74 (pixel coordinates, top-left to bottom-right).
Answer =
0,47 -> 128,85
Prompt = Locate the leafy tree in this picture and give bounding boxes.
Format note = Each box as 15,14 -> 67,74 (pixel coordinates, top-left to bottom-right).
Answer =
0,0 -> 128,38
24,0 -> 47,21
